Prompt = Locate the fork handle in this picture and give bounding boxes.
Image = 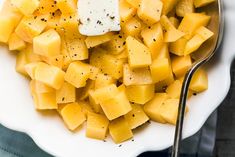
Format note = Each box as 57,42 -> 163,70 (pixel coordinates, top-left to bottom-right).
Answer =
171,63 -> 203,157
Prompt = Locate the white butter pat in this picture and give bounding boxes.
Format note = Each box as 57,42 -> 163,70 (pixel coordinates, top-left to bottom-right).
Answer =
78,0 -> 120,36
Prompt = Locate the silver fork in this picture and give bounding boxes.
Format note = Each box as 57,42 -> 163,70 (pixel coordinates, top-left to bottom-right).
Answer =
171,0 -> 224,157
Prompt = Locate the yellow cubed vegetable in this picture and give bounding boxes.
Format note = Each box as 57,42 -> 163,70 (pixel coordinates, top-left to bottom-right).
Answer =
160,15 -> 185,42
126,36 -> 152,68
85,33 -> 113,48
11,0 -> 39,15
141,23 -> 164,59
24,62 -> 44,79
86,112 -> 109,140
169,17 -> 180,28
144,93 -> 169,123
101,91 -> 132,120
176,0 -> 194,17
41,55 -> 64,69
0,15 -> 15,43
155,71 -> 175,92
78,80 -> 95,100
160,99 -> 188,125
109,117 -> 133,144
122,17 -> 142,37
119,0 -> 137,23
35,92 -> 57,110
59,13 -> 79,33
64,61 -> 91,88
194,0 -> 215,8
189,68 -> 208,92
126,0 -> 141,8
79,101 -> 94,117
31,80 -> 55,94
33,29 -> 61,57
15,50 -> 29,76
166,80 -> 182,98
104,34 -> 126,55
8,33 -> 26,51
23,45 -> 41,63
178,13 -> 211,39
35,63 -> 65,89
126,84 -> 155,104
150,58 -> 171,83
172,55 -> 192,78
66,38 -> 88,61
123,64 -> 153,86
56,82 -> 76,104
94,73 -> 116,89
124,104 -> 149,129
169,37 -> 188,56
61,102 -> 86,131
88,66 -> 99,81
137,0 -> 163,25
184,26 -> 214,55
56,0 -> 77,14
37,0 -> 59,15
88,84 -> 119,113
161,0 -> 178,15
156,44 -> 170,60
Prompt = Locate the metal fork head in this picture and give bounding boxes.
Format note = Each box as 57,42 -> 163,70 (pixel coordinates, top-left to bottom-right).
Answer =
171,0 -> 224,157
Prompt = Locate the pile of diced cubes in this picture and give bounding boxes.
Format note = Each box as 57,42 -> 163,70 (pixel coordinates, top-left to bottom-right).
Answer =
0,0 -> 214,143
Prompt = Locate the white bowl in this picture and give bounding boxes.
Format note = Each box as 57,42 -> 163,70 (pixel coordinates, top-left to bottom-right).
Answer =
0,1 -> 235,157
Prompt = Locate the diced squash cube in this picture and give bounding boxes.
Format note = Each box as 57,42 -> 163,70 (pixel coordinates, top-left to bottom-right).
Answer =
34,92 -> 58,110
137,0 -> 163,25
155,71 -> 175,92
104,34 -> 126,55
169,17 -> 180,28
78,80 -> 95,100
126,84 -> 154,104
122,18 -> 142,37
33,29 -> 61,57
56,82 -> 76,104
109,117 -> 133,144
8,33 -> 26,51
64,61 -> 91,88
156,44 -> 170,60
79,101 -> 94,117
41,55 -> 64,69
119,0 -> 137,23
23,45 -> 41,63
11,0 -> 39,15
31,80 -> 55,94
85,33 -> 113,48
56,0 -> 77,14
16,50 -> 29,76
90,48 -> 107,68
94,73 -> 116,89
161,0 -> 178,15
160,99 -> 188,125
46,10 -> 61,30
178,13 -> 211,39
86,112 -> 109,140
123,64 -> 152,86
144,93 -> 169,123
15,15 -> 48,43
150,58 -> 171,83
176,0 -> 194,17
59,13 -> 79,33
169,37 -> 188,56
24,62 -> 44,79
37,0 -> 59,15
166,80 -> 182,98
89,66 -> 100,81
194,0 -> 215,8
126,0 -> 141,8
35,63 -> 65,89
115,49 -> 128,60
88,84 -> 119,113
124,104 -> 149,129
61,102 -> 86,131
189,68 -> 208,92
172,55 -> 192,78
160,15 -> 185,42
184,26 -> 214,55
101,91 -> 132,120
141,23 -> 164,59
126,36 -> 152,68
66,38 -> 88,61
0,15 -> 15,43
